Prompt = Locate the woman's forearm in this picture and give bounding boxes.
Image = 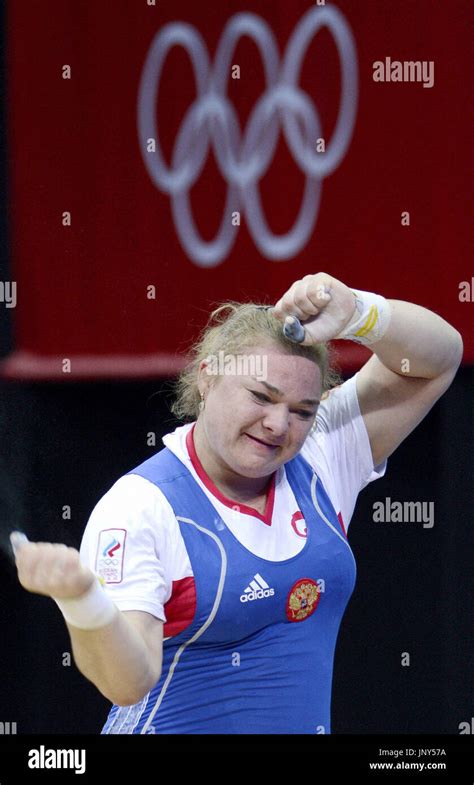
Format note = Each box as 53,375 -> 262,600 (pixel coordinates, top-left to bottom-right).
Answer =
67,610 -> 162,707
369,299 -> 463,379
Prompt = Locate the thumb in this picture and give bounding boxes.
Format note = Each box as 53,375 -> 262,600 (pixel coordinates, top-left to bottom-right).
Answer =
283,315 -> 306,344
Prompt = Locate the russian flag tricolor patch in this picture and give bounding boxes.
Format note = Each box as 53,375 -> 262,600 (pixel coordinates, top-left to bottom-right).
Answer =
95,528 -> 127,584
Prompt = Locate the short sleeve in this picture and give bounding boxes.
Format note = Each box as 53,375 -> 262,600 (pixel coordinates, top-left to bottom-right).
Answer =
300,372 -> 387,531
79,474 -> 173,622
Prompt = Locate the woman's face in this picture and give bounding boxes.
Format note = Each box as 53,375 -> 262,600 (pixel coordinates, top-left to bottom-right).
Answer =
197,343 -> 322,480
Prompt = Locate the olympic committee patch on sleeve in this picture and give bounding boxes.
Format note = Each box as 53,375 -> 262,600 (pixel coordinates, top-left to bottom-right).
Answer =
95,528 -> 127,584
286,578 -> 321,622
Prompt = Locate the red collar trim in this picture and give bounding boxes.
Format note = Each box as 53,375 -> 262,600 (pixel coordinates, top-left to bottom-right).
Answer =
185,423 -> 276,526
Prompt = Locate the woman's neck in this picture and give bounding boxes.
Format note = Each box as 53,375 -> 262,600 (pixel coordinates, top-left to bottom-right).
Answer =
191,420 -> 273,501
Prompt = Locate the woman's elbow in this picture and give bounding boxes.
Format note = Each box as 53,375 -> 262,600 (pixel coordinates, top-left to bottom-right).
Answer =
101,667 -> 162,707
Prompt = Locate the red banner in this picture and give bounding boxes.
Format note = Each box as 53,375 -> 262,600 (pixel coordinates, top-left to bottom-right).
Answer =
2,0 -> 472,379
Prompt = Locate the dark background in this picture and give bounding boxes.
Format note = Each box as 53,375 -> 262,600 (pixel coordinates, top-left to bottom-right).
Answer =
0,1 -> 472,735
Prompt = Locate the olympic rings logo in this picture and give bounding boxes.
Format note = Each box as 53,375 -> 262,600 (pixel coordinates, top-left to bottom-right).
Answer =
138,6 -> 358,267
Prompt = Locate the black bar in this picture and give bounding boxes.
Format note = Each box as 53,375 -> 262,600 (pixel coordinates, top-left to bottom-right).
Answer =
0,734 -> 472,782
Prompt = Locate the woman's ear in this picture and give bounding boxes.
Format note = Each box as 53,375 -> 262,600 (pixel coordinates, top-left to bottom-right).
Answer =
197,358 -> 213,398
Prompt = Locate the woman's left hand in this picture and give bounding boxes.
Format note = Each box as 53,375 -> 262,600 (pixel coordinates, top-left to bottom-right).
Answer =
272,272 -> 357,345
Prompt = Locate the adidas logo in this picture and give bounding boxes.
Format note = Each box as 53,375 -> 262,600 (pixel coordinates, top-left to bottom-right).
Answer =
240,573 -> 275,603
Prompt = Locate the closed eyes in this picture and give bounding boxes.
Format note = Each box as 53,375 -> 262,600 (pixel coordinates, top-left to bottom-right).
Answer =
249,390 -> 315,420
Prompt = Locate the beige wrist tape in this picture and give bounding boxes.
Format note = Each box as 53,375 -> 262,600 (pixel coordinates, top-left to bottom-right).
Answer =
53,577 -> 118,630
335,289 -> 391,346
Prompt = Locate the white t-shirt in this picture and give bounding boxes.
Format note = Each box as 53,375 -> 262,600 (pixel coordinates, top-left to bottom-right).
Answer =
80,372 -> 386,637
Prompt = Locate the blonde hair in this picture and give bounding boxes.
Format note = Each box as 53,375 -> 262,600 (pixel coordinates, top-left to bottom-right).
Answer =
170,301 -> 341,422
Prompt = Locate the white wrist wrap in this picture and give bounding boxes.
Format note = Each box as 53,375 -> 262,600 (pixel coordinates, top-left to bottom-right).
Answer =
336,289 -> 391,346
53,577 -> 118,630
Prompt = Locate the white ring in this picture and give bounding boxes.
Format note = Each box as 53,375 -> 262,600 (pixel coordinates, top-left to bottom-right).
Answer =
138,6 -> 358,266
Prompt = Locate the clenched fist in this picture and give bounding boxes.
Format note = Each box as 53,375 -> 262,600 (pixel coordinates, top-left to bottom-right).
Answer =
272,272 -> 357,345
11,536 -> 96,600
